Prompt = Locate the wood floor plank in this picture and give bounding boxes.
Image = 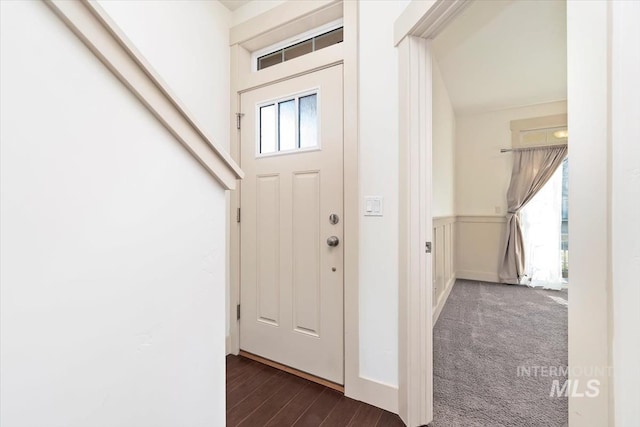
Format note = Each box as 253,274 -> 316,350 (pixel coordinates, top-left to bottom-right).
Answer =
226,357 -> 256,383
264,381 -> 325,427
227,362 -> 278,410
226,354 -> 241,367
226,371 -> 289,426
319,396 -> 362,426
226,355 -> 250,377
292,388 -> 342,427
376,411 -> 406,427
238,374 -> 309,427
347,404 -> 383,427
226,355 -> 402,427
226,353 -> 250,370
227,360 -> 266,392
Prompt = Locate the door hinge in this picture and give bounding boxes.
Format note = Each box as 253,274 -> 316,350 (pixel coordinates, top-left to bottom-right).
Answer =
236,304 -> 241,320
425,241 -> 432,254
236,207 -> 241,223
236,113 -> 244,130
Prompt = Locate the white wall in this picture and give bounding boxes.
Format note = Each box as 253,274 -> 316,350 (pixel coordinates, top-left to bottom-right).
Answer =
456,101 -> 567,216
98,0 -> 233,341
432,58 -> 456,218
611,2 -> 640,424
359,0 -> 410,388
231,0 -> 286,27
454,101 -> 566,283
98,0 -> 231,151
0,1 -> 230,426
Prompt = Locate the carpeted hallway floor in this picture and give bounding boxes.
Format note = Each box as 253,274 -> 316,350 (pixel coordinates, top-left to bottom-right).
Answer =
430,280 -> 568,427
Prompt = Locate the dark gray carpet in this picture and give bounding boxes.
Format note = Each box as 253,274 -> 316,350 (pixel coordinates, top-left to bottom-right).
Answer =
430,280 -> 568,427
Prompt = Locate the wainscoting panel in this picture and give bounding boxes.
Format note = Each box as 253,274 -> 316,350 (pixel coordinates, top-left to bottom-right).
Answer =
455,216 -> 506,284
433,216 -> 456,323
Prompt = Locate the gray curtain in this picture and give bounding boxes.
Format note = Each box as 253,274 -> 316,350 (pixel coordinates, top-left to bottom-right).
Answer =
499,146 -> 568,284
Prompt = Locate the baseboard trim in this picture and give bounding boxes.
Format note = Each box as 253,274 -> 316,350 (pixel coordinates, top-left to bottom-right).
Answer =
225,336 -> 231,355
433,275 -> 456,323
238,350 -> 345,393
457,270 -> 501,283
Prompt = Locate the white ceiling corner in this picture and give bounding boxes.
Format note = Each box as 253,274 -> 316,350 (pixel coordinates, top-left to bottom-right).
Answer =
219,0 -> 251,12
433,0 -> 567,115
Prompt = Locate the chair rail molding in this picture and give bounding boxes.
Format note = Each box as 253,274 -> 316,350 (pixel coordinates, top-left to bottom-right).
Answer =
44,0 -> 243,190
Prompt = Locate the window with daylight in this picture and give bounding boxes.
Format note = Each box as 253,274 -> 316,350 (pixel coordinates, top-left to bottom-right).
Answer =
259,92 -> 318,155
521,157 -> 569,290
257,27 -> 343,71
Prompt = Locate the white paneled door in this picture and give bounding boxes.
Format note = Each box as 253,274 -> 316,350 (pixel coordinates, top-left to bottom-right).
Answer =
240,65 -> 344,384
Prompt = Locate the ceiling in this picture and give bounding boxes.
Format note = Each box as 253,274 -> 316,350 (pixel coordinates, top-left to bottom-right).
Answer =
433,0 -> 567,115
219,0 -> 250,11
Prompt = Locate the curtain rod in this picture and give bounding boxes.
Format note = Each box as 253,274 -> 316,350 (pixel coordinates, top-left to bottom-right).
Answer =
500,143 -> 568,153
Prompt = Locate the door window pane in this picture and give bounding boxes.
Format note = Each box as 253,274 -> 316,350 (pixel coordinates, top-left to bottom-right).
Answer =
260,104 -> 276,154
299,94 -> 318,148
278,100 -> 296,151
257,92 -> 319,156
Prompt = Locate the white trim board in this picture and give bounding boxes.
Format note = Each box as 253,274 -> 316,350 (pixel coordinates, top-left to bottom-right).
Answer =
456,270 -> 501,284
433,276 -> 455,324
397,35 -> 434,426
231,0 -> 342,50
44,0 -> 243,190
394,0 -> 470,46
432,216 -> 456,324
395,2 -> 472,426
456,215 -> 506,223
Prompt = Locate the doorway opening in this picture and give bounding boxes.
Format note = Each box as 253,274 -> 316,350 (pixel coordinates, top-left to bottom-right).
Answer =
426,0 -> 569,425
398,0 -> 613,424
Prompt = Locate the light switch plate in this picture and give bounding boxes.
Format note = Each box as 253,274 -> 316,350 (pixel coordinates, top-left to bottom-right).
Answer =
364,196 -> 384,216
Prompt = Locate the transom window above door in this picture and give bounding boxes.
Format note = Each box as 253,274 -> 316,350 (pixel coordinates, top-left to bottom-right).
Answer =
252,20 -> 344,71
256,27 -> 343,70
257,90 -> 319,156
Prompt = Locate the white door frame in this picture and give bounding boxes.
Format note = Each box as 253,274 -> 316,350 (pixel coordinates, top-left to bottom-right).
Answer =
228,0 -> 399,413
397,35 -> 433,426
395,3 -> 470,425
395,0 -> 614,425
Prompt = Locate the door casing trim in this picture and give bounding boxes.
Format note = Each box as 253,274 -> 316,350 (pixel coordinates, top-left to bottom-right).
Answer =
228,0 -> 401,414
395,2 -> 471,424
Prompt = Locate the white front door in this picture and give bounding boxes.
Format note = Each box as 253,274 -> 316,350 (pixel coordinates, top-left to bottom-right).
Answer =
239,65 -> 344,384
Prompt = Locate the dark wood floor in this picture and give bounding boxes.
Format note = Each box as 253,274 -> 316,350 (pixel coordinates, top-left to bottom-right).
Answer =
227,355 -> 405,427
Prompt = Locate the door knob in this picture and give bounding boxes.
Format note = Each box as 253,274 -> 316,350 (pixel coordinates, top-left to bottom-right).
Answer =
327,236 -> 340,247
